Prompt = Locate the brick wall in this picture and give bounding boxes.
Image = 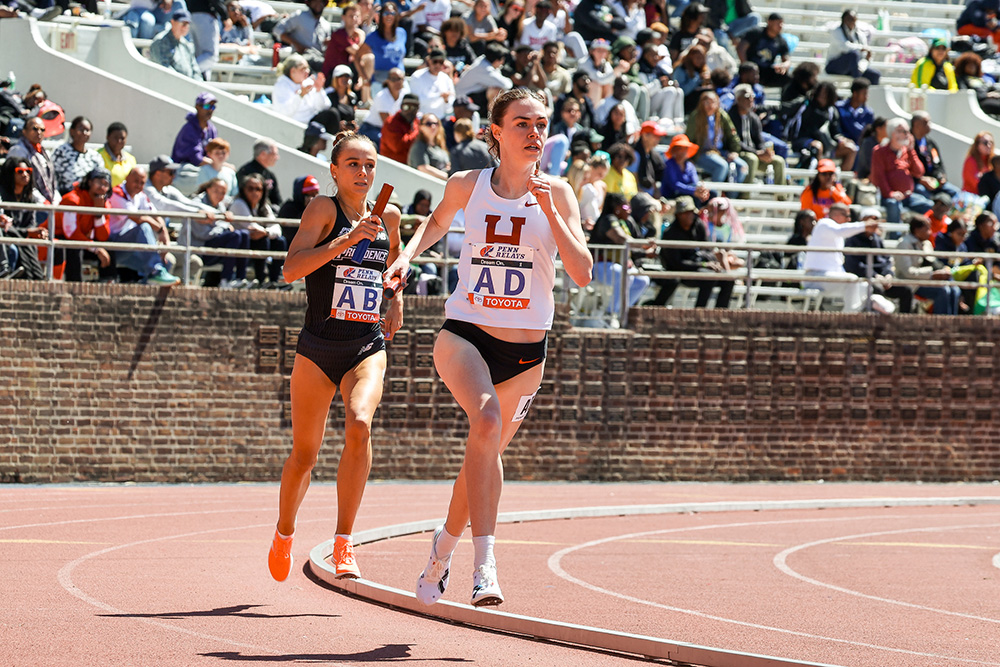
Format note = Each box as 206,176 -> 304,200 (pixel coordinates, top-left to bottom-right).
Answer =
2,281 -> 999,483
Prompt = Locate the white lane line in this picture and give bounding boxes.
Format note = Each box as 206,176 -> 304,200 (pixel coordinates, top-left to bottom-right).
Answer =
774,523 -> 1000,625
993,552 -> 1000,570
547,514 -> 1000,666
56,516 -> 352,666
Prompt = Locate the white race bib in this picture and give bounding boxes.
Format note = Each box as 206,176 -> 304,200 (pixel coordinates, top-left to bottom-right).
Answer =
331,265 -> 383,323
466,243 -> 534,310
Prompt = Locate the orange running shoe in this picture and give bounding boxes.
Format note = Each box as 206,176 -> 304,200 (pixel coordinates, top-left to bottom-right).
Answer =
333,535 -> 361,579
268,531 -> 293,582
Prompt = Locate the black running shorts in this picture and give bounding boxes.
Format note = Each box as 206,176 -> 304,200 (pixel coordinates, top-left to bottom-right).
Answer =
440,319 -> 547,385
295,327 -> 385,385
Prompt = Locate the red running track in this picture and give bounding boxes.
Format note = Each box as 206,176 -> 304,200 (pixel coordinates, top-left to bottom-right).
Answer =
2,482 -> 999,666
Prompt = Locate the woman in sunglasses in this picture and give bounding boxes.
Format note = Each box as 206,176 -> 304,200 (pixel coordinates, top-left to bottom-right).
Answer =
228,173 -> 286,287
0,157 -> 49,279
357,2 -> 407,85
408,113 -> 451,180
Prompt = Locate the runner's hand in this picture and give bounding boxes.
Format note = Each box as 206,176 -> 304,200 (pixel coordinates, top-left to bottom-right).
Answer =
381,296 -> 403,340
527,164 -> 554,216
348,214 -> 381,245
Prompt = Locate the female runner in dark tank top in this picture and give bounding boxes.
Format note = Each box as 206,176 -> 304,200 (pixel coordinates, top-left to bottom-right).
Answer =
268,131 -> 403,582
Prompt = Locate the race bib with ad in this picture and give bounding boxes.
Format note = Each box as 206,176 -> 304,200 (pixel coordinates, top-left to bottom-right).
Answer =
466,243 -> 534,310
330,265 -> 383,323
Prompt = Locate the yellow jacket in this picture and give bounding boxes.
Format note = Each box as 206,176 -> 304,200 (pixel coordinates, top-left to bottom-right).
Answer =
910,57 -> 958,92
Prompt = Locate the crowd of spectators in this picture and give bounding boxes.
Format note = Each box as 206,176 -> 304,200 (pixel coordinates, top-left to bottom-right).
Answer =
4,0 -> 1000,314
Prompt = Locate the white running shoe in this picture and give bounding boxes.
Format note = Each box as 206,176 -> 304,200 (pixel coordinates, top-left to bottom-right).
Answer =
470,563 -> 503,607
415,526 -> 451,605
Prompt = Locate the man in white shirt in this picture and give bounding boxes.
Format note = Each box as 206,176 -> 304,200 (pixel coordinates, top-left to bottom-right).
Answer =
825,9 -> 881,85
593,76 -> 640,135
359,68 -> 410,146
107,166 -> 180,285
410,0 -> 451,33
519,0 -> 559,51
803,203 -> 888,312
408,49 -> 456,119
455,43 -> 513,110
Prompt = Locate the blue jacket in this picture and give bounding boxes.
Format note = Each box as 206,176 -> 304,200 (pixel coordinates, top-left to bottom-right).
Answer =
662,158 -> 699,199
836,99 -> 873,144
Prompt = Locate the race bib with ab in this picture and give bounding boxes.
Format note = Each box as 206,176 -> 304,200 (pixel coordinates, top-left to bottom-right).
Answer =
330,265 -> 382,323
467,243 -> 534,310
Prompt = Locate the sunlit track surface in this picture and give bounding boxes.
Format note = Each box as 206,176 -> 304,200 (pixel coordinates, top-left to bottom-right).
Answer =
3,482 -> 1000,666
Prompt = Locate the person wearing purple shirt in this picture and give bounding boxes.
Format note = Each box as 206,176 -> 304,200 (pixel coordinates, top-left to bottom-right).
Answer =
661,134 -> 710,207
171,92 -> 219,166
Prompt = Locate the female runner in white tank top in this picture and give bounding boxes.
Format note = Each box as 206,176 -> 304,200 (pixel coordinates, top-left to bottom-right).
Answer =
384,88 -> 593,606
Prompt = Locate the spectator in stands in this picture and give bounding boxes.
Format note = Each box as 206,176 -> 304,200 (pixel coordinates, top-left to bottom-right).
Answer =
825,9 -> 880,85
52,116 -> 103,195
588,192 -> 651,315
323,2 -> 364,81
935,218 -> 968,254
674,45 -> 711,113
443,97 -> 480,151
552,70 -> 597,132
408,113 -> 450,180
299,122 -> 333,160
926,192 -> 953,238
669,3 -> 709,63
408,0 -> 454,42
711,68 -> 735,112
221,0 -> 259,60
237,0 -> 279,32
150,9 -> 203,81
107,166 -> 180,285
609,0 -> 646,41
572,0 -> 624,44
273,54 -> 332,128
803,202 -> 882,313
895,213 -> 962,315
229,173 -> 284,287
661,133 -> 710,205
599,104 -> 630,152
276,175 -> 320,247
688,91 -> 748,190
979,155 -> 1000,208
380,93 -> 421,163
358,2 -> 407,85
97,122 -> 137,188
197,137 -> 238,197
844,207 -> 913,313
909,111 -> 960,199
236,138 -> 282,207
955,52 -> 1000,118
871,118 -> 933,223
604,142 -> 639,201
359,67 -> 407,147
456,43 -> 514,113
911,39 -> 957,92
729,83 -> 785,187
651,195 -> 734,308
799,159 -> 851,220
464,0 -> 505,56
409,48 -> 456,119
503,44 -> 547,93
836,79 -> 873,146
788,82 -> 858,171
541,97 -> 585,175
578,153 -> 609,231
957,0 -> 1000,48
632,120 -> 667,195
329,65 -> 360,131
187,0 -> 226,76
448,118 -> 492,174
963,131 -> 995,194
152,0 -> 190,37
576,39 -> 617,104
697,29 -> 737,75
541,41 -> 572,100
442,16 -> 477,72
595,76 -> 640,136
963,210 -> 1000,255
779,61 -> 819,117
7,117 -> 59,204
0,156 -> 48,280
273,0 -> 332,72
854,116 -> 886,181
704,0 -> 761,47
637,40 -> 683,128
190,176 -> 249,288
172,91 -> 219,168
783,208 -> 816,270
737,13 -> 790,89
54,167 -> 112,282
121,0 -> 170,40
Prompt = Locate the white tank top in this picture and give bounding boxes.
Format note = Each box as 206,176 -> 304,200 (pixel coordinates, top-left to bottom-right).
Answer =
445,168 -> 558,330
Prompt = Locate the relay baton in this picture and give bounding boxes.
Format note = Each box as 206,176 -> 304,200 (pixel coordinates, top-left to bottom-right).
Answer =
383,269 -> 409,300
351,183 -> 394,263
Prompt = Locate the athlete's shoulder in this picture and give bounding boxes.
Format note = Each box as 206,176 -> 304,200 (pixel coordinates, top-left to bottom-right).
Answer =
442,169 -> 483,202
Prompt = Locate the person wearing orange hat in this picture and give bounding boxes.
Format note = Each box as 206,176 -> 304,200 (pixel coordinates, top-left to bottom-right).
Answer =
799,159 -> 851,219
661,133 -> 710,206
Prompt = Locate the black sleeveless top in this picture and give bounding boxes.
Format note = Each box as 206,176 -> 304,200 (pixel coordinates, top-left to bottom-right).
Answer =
302,196 -> 391,341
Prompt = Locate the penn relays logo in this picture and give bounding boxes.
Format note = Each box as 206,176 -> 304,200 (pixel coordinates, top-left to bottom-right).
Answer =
479,245 -> 495,258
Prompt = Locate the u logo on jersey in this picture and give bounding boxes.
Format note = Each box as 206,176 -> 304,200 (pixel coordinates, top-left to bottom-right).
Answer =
485,214 -> 526,245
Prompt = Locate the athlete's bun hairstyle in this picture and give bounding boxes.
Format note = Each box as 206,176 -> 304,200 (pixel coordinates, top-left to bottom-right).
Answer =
485,88 -> 548,162
329,128 -> 376,165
